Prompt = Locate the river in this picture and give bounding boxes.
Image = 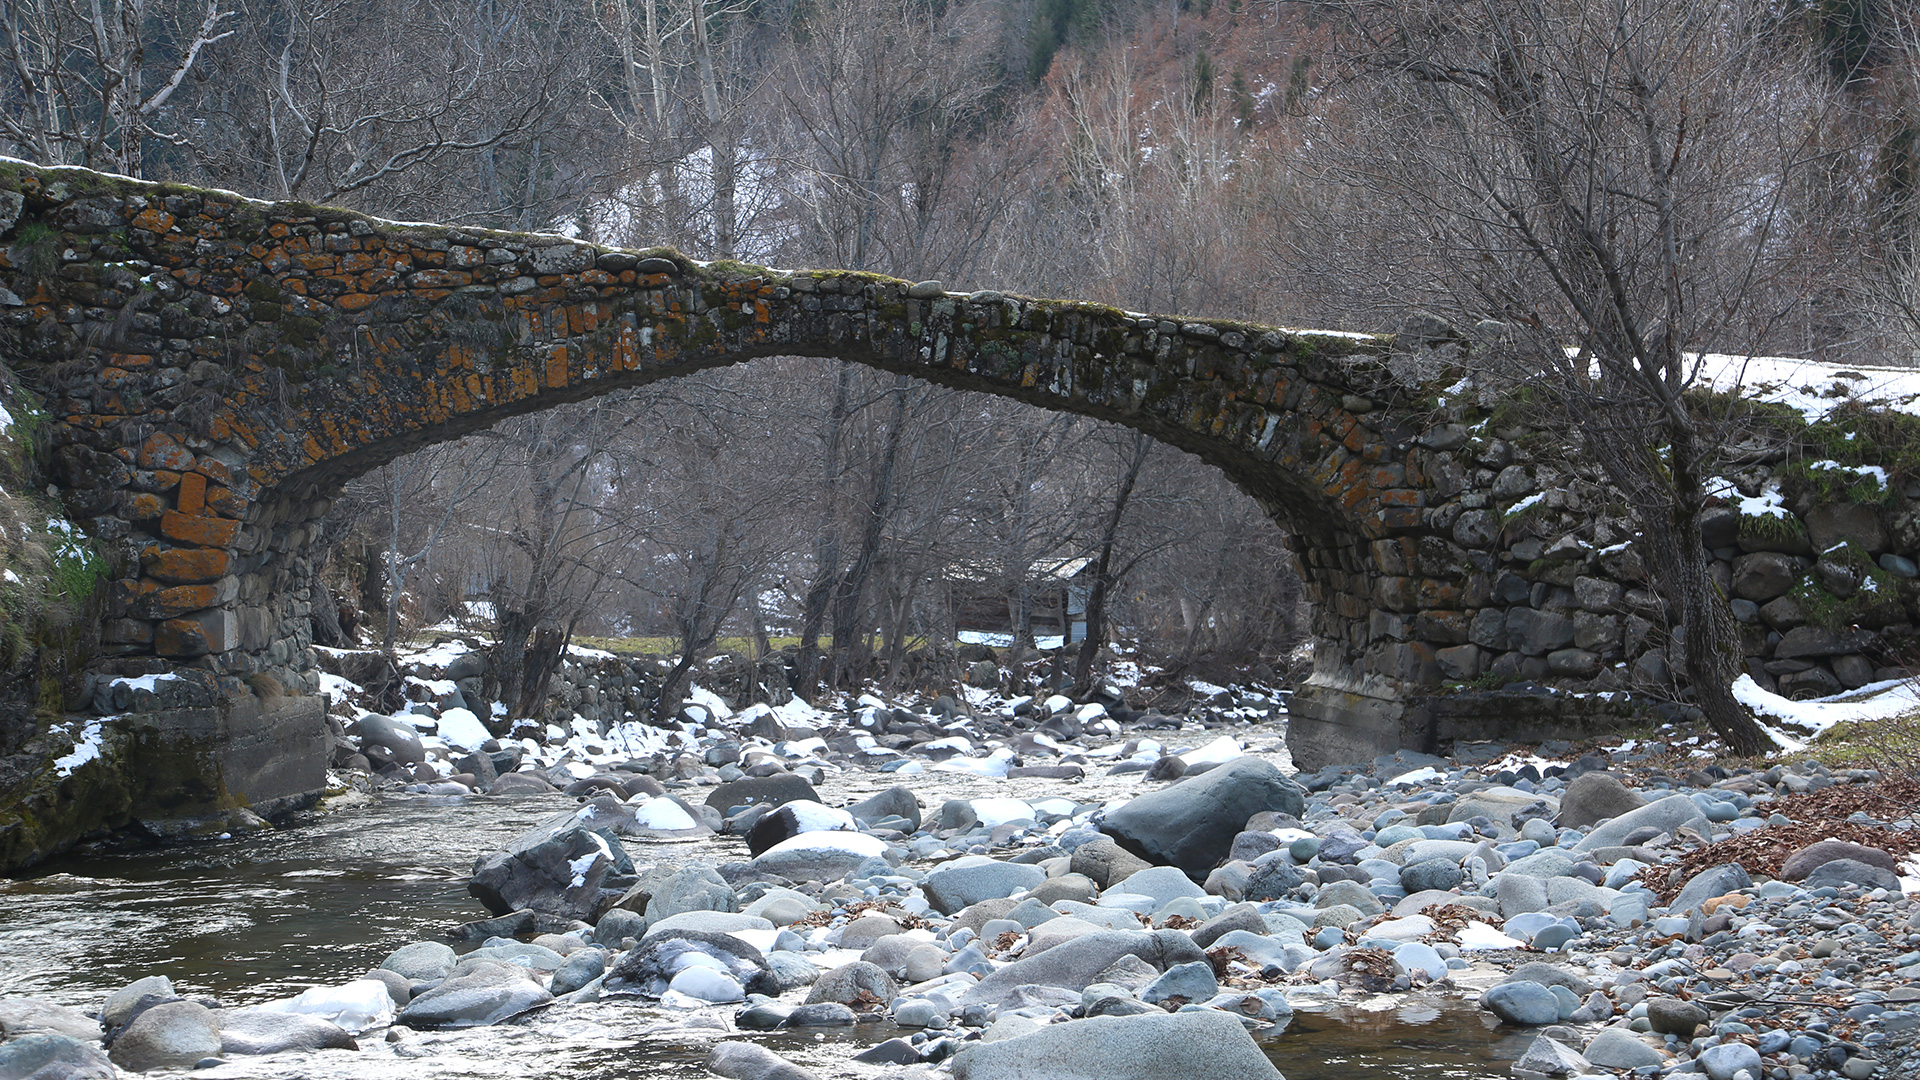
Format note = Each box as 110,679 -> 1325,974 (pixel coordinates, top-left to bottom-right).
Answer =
1,783 -> 1532,1079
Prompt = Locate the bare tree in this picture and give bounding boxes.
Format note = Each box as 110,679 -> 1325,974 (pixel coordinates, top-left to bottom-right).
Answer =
0,0 -> 234,176
1308,0 -> 1850,754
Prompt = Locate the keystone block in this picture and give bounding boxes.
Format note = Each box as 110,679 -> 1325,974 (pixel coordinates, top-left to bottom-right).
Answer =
160,512 -> 239,547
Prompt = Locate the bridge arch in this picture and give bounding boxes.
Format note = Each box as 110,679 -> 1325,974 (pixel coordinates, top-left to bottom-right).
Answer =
2,161 -> 1470,767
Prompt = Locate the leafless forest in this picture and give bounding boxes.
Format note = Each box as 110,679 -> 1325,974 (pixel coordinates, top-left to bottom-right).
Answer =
4,0 -> 1917,720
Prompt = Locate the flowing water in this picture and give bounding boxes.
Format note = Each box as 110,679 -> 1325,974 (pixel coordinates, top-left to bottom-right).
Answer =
1,785 -> 1533,1079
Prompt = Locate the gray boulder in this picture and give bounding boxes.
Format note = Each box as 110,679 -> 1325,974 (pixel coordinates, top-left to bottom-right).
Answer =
950,1009 -> 1283,1080
1481,981 -> 1560,1026
380,941 -> 456,981
107,1001 -> 222,1072
850,786 -> 921,830
803,961 -> 896,1006
1571,794 -> 1709,852
352,715 -> 427,765
1670,863 -> 1752,915
923,860 -> 1047,915
1068,836 -> 1152,889
705,774 -> 819,813
0,999 -> 101,1042
603,929 -> 776,998
0,1035 -> 116,1080
706,1040 -> 820,1080
394,962 -> 553,1028
1101,757 -> 1306,879
101,977 -> 174,1032
1780,840 -> 1900,881
1555,773 -> 1646,830
1804,858 -> 1902,893
1699,1042 -> 1764,1080
214,1009 -> 358,1055
960,930 -> 1202,1007
467,805 -> 630,922
1583,1029 -> 1665,1070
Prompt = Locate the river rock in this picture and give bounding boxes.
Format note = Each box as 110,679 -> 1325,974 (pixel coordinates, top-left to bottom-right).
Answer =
1400,858 -> 1463,893
380,941 -> 457,981
468,808 -> 628,922
622,865 -> 735,923
0,1034 -> 116,1080
1646,998 -> 1708,1037
1571,794 -> 1709,852
1699,1041 -> 1764,1080
1111,866 -> 1207,906
1100,757 -> 1306,878
960,930 -> 1202,1007
745,800 -> 857,857
108,1000 -> 222,1072
1779,839 -> 1900,881
551,948 -> 607,996
1481,981 -> 1560,1025
750,831 -> 893,882
804,961 -> 896,1006
705,774 -> 819,814
352,715 -> 426,765
0,998 -> 101,1042
1513,1035 -> 1591,1078
950,1009 -> 1283,1080
1803,857 -> 1902,892
603,929 -> 776,998
850,786 -> 921,830
101,977 -> 174,1032
1140,961 -> 1217,1007
487,772 -> 558,795
394,961 -> 552,1027
214,1009 -> 358,1055
923,859 -> 1047,914
1583,1029 -> 1665,1070
1068,836 -> 1152,889
1554,773 -> 1646,830
706,1040 -> 821,1080
1670,863 -> 1752,915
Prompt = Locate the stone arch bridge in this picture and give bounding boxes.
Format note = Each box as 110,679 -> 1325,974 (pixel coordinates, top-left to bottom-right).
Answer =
0,160 -> 1662,816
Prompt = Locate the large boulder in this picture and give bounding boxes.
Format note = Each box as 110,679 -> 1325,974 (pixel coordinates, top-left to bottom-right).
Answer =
394,962 -> 552,1028
0,1035 -> 116,1080
107,1000 -> 222,1072
960,930 -> 1203,1008
950,1009 -> 1283,1080
1779,840 -> 1899,882
923,859 -> 1047,915
467,804 -> 631,922
750,831 -> 893,882
705,774 -> 819,814
0,998 -> 102,1042
1571,794 -> 1709,852
850,786 -> 921,830
1100,757 -> 1305,879
214,1009 -> 358,1055
745,801 -> 856,858
1554,773 -> 1646,830
706,1041 -> 821,1080
603,929 -> 777,999
350,715 -> 426,766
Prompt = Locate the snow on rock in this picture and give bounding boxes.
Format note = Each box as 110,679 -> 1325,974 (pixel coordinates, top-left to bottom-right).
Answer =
436,708 -> 492,751
254,979 -> 395,1034
1179,735 -> 1242,767
53,720 -> 105,778
1456,922 -> 1525,950
932,747 -> 1015,778
759,830 -> 890,859
969,798 -> 1035,828
630,797 -> 699,832
1732,674 -> 1920,749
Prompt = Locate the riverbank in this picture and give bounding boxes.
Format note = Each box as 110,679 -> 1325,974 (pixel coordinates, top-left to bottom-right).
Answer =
3,666 -> 1918,1080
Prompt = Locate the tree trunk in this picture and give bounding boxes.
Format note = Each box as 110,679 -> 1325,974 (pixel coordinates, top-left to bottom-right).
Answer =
1073,433 -> 1150,695
826,375 -> 910,687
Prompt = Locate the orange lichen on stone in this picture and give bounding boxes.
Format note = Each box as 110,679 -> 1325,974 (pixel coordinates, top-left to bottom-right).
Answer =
160,511 -> 239,548
177,472 -> 208,515
143,546 -> 232,583
132,208 -> 175,232
337,293 -> 375,312
138,432 -> 195,470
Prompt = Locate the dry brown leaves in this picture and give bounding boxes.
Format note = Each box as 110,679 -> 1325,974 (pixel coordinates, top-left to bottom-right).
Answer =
1159,914 -> 1199,930
795,898 -> 929,930
1635,813 -> 1914,903
1421,903 -> 1498,942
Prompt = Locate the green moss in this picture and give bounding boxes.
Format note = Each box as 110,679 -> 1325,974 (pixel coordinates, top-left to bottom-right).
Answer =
1736,511 -> 1808,548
